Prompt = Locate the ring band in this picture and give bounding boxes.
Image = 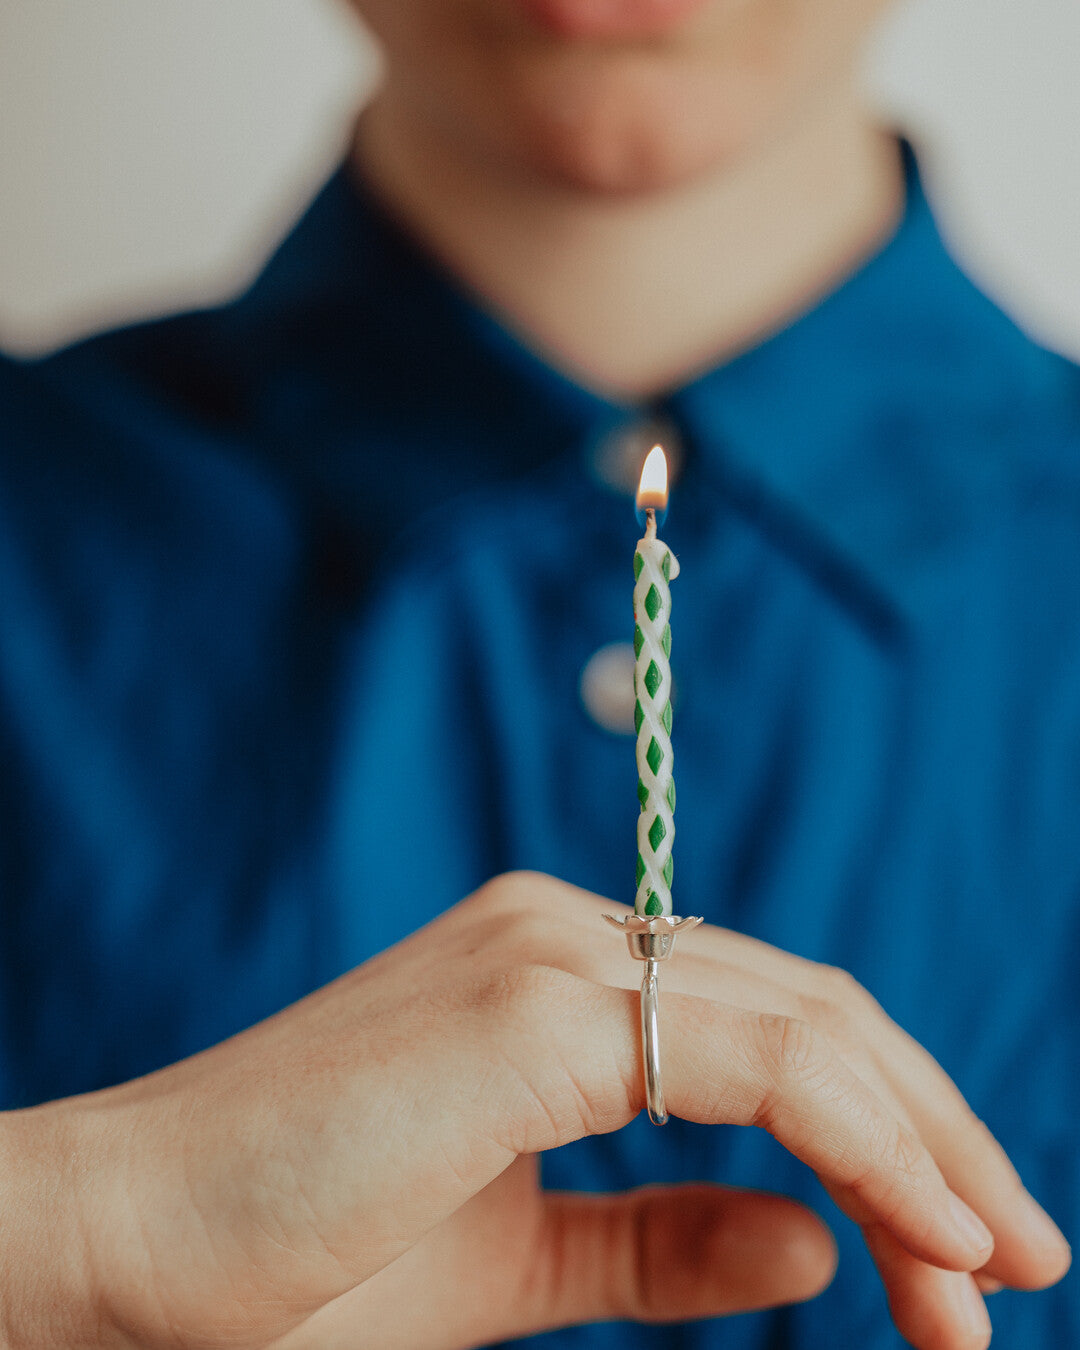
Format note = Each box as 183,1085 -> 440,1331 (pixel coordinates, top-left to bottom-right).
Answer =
604,912 -> 702,1127
640,958 -> 666,1125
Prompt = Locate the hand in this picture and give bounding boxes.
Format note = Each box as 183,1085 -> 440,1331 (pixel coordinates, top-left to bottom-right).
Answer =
0,873 -> 1068,1350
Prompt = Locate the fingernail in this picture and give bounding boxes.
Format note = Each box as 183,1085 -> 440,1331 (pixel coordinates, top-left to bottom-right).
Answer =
1018,1193 -> 1071,1262
948,1192 -> 994,1256
957,1276 -> 992,1340
976,1274 -> 1004,1295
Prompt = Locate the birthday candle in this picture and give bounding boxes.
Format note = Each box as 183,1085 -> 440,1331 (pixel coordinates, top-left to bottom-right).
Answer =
633,446 -> 679,918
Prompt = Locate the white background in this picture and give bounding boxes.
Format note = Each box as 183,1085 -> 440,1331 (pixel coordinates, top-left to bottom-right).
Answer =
1,0 -> 1078,358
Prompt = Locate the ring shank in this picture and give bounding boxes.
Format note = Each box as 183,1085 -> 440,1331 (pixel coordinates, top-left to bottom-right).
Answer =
640,959 -> 667,1126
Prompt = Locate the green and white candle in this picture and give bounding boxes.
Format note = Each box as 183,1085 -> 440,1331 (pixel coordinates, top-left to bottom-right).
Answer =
633,446 -> 680,918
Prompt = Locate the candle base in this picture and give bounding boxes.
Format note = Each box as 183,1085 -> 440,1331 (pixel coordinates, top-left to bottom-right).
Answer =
603,911 -> 702,962
603,913 -> 702,1125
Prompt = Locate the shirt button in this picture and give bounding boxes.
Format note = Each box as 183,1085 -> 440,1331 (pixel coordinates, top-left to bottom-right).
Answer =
579,641 -> 636,735
589,416 -> 685,496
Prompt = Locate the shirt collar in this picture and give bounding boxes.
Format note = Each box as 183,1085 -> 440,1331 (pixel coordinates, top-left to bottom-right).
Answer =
666,141 -> 1078,628
246,142 -> 1077,624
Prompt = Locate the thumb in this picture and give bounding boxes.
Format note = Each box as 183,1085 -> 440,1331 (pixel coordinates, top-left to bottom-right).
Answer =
517,1183 -> 837,1336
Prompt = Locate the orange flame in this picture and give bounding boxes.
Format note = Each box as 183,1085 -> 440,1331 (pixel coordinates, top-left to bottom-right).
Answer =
636,445 -> 668,512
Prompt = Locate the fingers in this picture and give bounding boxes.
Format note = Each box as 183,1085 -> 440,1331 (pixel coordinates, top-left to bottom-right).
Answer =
654,939 -> 1068,1291
670,948 -> 1070,1294
523,1184 -> 836,1335
862,1223 -> 991,1350
459,877 -> 1065,1295
655,994 -> 995,1274
912,1115 -> 1069,1293
819,1175 -> 998,1350
581,889 -> 1068,1294
868,1030 -> 1071,1291
494,971 -> 992,1275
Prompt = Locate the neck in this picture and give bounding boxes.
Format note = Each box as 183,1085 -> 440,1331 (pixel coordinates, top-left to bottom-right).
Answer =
354,83 -> 904,401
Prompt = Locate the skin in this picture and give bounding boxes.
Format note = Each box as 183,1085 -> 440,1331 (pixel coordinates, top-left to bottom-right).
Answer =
350,0 -> 892,193
0,875 -> 1069,1349
349,0 -> 906,396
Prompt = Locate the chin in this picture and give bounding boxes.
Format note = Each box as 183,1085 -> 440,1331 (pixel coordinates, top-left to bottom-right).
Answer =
516,108 -> 750,196
489,50 -> 790,196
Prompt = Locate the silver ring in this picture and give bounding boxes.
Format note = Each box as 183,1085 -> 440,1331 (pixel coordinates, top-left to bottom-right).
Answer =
640,959 -> 667,1125
604,913 -> 702,1127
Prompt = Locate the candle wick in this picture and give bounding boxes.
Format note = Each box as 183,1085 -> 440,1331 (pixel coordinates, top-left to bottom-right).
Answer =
644,508 -> 657,542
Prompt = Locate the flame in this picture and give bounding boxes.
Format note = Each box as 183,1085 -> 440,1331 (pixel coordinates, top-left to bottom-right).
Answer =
636,445 -> 669,512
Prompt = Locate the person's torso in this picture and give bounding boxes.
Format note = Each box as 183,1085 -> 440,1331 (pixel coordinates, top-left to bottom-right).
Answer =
1,148 -> 1077,1346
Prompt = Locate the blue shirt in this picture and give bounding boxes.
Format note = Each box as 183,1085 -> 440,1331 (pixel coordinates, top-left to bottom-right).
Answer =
1,143 -> 1077,1347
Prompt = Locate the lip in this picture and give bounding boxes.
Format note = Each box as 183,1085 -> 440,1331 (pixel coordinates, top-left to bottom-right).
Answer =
515,0 -> 711,39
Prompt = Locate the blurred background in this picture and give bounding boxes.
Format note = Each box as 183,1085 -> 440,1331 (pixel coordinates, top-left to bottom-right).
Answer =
0,0 -> 1078,358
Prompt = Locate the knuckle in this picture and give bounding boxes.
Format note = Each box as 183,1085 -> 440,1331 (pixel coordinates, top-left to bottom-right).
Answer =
881,1125 -> 931,1184
485,870 -> 567,909
464,873 -> 575,956
817,962 -> 862,998
795,991 -> 854,1044
755,1012 -> 824,1079
815,963 -> 875,1014
466,871 -> 535,920
798,966 -> 883,1053
494,961 -> 579,1024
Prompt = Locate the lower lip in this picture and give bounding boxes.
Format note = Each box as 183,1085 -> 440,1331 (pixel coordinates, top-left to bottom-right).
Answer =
516,0 -> 710,39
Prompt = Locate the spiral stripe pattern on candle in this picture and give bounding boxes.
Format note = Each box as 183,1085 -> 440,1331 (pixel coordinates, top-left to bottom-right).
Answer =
633,537 -> 680,916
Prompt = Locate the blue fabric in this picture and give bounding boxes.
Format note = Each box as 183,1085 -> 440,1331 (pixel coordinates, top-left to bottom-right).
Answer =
1,143 -> 1078,1346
